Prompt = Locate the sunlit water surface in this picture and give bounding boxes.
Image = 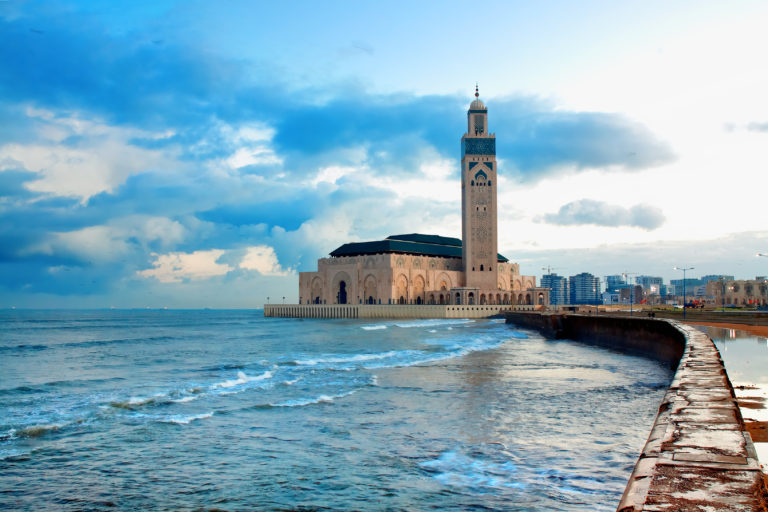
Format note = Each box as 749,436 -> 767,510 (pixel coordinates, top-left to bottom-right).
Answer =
0,310 -> 673,511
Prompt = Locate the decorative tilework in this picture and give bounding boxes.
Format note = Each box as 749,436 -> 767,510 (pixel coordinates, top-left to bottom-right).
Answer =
469,162 -> 478,170
462,138 -> 496,156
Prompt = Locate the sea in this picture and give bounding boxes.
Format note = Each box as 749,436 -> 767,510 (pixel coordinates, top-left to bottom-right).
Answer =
0,309 -> 673,511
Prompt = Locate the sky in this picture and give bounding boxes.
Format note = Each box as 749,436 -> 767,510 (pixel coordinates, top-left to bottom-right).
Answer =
1,0 -> 768,308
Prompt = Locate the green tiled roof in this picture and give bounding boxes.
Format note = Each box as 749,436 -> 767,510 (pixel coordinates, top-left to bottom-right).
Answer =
329,233 -> 509,262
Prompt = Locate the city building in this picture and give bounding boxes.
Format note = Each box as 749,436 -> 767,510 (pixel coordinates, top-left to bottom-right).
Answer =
605,275 -> 626,292
299,89 -> 549,307
541,273 -> 569,305
705,278 -> 768,307
636,275 -> 663,290
569,273 -> 601,305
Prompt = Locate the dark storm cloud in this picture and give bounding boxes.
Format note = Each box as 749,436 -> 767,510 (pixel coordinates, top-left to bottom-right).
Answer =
539,199 -> 666,230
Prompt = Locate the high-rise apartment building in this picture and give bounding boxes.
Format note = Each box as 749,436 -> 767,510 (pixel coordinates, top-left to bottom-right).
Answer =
541,273 -> 569,305
569,273 -> 601,305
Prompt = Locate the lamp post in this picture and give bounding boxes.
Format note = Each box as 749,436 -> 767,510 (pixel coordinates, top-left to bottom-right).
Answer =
622,272 -> 638,316
673,266 -> 694,319
719,276 -> 727,313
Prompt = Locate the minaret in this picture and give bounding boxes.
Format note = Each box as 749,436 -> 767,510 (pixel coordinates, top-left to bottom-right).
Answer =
461,86 -> 498,291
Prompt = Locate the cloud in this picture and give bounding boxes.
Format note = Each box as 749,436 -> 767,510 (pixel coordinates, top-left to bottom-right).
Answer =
0,5 -> 676,305
240,245 -> 292,276
138,249 -> 234,283
509,231 -> 768,282
747,122 -> 768,132
538,199 -> 666,230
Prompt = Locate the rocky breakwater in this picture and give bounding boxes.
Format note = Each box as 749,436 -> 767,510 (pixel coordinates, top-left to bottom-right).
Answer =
504,312 -> 768,511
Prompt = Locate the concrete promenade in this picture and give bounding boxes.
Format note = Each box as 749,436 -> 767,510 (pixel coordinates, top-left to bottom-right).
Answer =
505,312 -> 768,511
263,303 -> 540,319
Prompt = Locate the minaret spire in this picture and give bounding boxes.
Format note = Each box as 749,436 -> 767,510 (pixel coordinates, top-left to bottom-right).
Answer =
475,83 -> 479,98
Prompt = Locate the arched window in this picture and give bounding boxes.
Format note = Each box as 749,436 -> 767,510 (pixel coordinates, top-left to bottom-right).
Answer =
480,264 -> 484,271
488,180 -> 491,186
471,180 -> 474,186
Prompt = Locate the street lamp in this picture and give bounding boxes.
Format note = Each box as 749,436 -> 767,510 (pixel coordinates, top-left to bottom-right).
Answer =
719,276 -> 727,313
622,272 -> 638,316
673,266 -> 694,319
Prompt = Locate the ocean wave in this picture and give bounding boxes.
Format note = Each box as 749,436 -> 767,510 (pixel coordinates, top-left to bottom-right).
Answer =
109,395 -> 164,410
60,335 -> 176,349
361,324 -> 388,330
171,396 -> 198,403
294,351 -> 402,367
394,319 -> 476,329
212,370 -> 273,389
158,412 -> 213,425
269,390 -> 358,408
12,423 -> 63,439
0,344 -> 48,353
421,450 -> 522,491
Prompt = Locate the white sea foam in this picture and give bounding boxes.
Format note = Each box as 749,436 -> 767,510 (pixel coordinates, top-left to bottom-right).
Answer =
421,450 -> 522,490
270,390 -> 357,408
172,396 -> 197,403
282,377 -> 302,386
159,412 -> 213,425
213,370 -> 273,389
361,324 -> 387,331
394,319 -> 475,329
295,351 -> 401,366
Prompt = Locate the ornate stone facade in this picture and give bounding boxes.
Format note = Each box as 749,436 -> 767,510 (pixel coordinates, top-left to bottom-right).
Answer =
298,90 -> 548,308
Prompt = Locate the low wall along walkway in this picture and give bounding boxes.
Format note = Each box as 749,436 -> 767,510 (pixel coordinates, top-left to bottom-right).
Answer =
505,312 -> 768,511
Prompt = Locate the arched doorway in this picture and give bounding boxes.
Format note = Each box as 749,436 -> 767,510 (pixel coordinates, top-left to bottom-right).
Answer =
455,293 -> 461,305
363,275 -> 377,306
416,296 -> 423,305
480,294 -> 487,305
399,296 -> 406,305
439,294 -> 445,305
538,293 -> 545,305
525,293 -> 532,305
337,281 -> 347,304
468,292 -> 475,305
311,277 -> 323,305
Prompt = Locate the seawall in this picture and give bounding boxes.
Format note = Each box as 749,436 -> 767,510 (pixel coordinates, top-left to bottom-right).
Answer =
505,312 -> 768,511
264,304 -> 540,319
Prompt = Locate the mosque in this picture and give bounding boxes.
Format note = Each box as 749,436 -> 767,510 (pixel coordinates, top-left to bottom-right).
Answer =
298,89 -> 549,308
